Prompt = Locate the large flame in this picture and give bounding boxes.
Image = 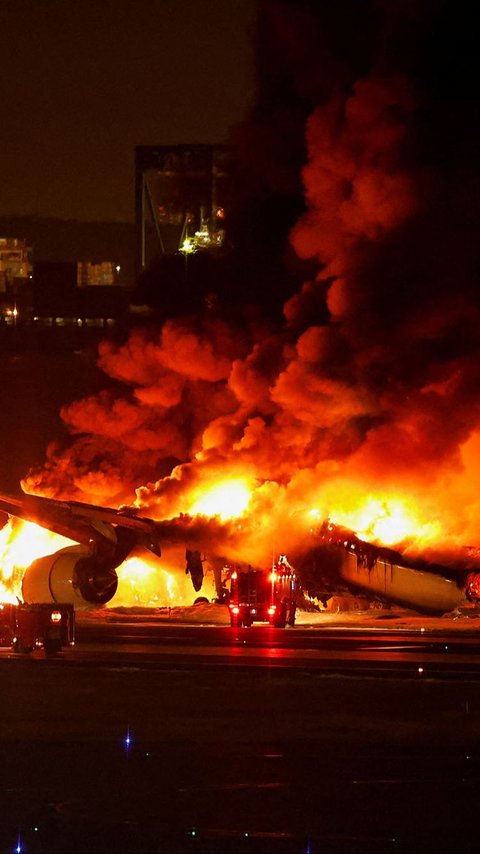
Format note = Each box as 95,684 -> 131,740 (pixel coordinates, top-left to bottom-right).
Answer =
113,547 -> 217,608
188,478 -> 252,521
0,518 -> 74,603
0,470 -> 474,609
312,496 -> 443,549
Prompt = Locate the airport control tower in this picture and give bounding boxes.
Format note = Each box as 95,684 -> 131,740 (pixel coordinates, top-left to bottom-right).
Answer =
134,144 -> 231,276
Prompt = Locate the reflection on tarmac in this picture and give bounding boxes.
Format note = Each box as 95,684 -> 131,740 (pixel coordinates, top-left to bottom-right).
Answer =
2,618 -> 480,852
69,620 -> 480,680
2,739 -> 480,853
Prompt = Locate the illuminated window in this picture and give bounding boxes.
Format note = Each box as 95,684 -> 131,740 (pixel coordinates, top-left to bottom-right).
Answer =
55,317 -> 78,326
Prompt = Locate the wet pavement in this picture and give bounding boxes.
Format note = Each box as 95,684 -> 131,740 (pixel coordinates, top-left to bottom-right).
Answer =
2,737 -> 480,853
2,653 -> 480,853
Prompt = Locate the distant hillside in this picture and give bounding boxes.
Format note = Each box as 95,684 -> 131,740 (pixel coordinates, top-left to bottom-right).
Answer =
0,215 -> 137,285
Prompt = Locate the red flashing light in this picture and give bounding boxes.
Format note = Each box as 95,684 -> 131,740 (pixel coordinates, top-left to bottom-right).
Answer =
267,606 -> 276,615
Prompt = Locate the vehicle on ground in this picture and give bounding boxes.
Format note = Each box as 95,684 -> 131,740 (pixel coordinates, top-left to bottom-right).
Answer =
228,558 -> 297,628
0,602 -> 75,654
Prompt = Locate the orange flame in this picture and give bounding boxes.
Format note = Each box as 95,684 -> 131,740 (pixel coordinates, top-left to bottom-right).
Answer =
112,545 -> 217,608
317,496 -> 443,548
0,470 -> 465,609
188,478 -> 252,520
0,518 -> 74,603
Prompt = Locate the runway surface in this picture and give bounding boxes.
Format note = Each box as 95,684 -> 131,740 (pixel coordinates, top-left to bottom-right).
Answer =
2,613 -> 480,853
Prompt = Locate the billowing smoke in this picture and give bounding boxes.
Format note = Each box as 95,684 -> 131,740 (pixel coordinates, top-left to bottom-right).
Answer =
23,0 -> 480,569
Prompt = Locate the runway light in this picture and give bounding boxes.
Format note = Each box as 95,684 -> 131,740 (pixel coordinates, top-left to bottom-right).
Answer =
124,727 -> 132,750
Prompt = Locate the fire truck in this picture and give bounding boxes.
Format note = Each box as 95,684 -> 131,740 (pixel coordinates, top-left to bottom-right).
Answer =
228,557 -> 297,628
0,602 -> 75,654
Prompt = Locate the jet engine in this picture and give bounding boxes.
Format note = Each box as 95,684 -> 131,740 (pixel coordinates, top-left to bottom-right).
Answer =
0,489 -> 162,609
22,544 -> 119,608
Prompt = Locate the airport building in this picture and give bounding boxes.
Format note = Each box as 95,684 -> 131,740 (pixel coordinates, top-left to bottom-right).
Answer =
135,144 -> 231,275
1,145 -> 233,340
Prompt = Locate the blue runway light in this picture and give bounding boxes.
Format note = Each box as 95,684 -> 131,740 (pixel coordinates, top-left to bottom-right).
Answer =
124,727 -> 132,750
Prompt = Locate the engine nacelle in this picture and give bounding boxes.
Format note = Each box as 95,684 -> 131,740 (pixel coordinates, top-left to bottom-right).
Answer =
22,545 -> 118,608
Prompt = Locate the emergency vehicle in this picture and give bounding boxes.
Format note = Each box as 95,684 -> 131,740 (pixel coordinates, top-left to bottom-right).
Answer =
228,557 -> 297,628
0,602 -> 75,654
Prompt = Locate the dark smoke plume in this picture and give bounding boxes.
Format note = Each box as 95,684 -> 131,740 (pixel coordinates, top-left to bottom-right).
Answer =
24,0 -> 480,564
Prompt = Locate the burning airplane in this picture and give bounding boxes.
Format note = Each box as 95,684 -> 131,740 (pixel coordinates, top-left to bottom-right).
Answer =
0,491 -> 161,607
0,484 -> 248,609
2,483 -> 480,616
2,6 -> 480,616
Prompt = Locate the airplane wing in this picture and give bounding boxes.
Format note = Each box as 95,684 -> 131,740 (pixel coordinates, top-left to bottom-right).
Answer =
0,490 -> 161,556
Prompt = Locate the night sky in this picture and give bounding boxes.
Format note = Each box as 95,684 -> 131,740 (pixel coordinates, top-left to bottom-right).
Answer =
0,0 -> 256,223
